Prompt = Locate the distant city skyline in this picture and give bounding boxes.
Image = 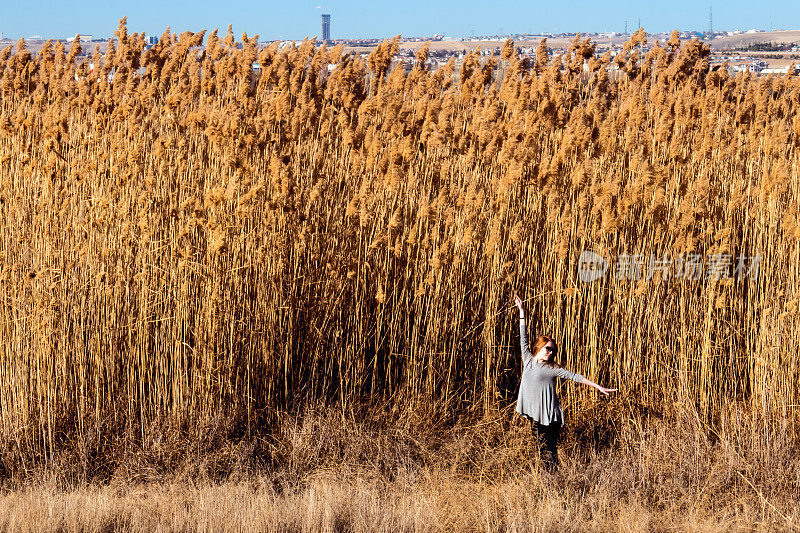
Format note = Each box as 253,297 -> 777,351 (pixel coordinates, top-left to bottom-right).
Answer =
0,0 -> 798,41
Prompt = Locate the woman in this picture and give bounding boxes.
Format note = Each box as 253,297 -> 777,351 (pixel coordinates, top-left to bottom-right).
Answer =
513,293 -> 616,472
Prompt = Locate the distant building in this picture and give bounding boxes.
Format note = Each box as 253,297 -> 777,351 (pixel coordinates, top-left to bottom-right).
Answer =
321,13 -> 331,42
66,35 -> 93,42
760,65 -> 800,76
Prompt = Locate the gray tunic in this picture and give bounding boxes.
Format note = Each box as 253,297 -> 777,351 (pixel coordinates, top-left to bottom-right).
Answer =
515,318 -> 583,425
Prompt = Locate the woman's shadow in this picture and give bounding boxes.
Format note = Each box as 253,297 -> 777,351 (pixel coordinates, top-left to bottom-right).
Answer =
566,395 -> 664,456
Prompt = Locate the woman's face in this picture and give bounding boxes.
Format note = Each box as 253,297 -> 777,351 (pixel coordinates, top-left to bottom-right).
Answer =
536,341 -> 555,362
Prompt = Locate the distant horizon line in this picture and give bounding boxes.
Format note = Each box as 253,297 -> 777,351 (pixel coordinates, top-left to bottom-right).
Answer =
2,26 -> 799,43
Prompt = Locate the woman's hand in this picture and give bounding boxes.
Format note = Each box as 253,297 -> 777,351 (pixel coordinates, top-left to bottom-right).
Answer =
595,385 -> 617,397
514,294 -> 524,317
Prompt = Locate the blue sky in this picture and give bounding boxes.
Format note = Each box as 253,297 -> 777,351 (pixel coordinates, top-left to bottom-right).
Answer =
1,1 -> 798,41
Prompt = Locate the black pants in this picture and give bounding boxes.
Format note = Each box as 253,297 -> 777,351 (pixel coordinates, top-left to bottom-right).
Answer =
531,419 -> 561,472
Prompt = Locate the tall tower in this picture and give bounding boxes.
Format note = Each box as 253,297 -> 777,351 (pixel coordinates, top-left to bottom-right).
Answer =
321,13 -> 331,43
708,6 -> 713,38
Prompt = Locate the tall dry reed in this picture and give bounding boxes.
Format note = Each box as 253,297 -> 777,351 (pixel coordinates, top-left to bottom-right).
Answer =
0,21 -> 798,475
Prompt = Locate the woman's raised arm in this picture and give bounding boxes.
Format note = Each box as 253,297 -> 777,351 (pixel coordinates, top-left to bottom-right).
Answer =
514,294 -> 532,366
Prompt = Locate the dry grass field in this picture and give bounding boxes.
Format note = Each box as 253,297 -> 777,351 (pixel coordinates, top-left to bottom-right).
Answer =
1,19 -> 799,530
710,30 -> 800,50
1,402 -> 798,531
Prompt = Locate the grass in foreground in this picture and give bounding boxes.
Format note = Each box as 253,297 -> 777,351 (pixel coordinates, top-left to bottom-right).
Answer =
1,400 -> 797,532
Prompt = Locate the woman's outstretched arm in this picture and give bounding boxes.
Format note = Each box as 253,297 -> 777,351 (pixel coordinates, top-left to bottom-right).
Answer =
578,376 -> 617,396
540,362 -> 617,396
